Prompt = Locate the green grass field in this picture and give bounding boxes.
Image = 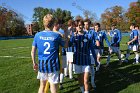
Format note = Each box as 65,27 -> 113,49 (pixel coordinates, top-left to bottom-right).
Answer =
0,36 -> 140,93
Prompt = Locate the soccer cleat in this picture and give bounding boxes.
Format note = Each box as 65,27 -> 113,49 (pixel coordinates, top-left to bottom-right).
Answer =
133,62 -> 139,64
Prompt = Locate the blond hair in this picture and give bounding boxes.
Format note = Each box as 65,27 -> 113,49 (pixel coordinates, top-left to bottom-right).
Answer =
43,14 -> 54,28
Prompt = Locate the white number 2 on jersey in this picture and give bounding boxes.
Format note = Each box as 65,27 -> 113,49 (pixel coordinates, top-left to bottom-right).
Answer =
44,42 -> 50,54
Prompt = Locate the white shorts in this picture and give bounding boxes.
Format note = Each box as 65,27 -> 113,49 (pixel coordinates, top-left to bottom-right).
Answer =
110,47 -> 120,53
66,52 -> 74,62
62,55 -> 67,68
37,71 -> 59,84
128,45 -> 138,52
74,65 -> 90,74
95,49 -> 103,57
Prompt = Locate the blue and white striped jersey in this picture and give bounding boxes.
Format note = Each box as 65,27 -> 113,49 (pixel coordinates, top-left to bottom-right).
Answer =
109,29 -> 121,47
70,32 -> 97,66
129,29 -> 138,45
32,30 -> 65,73
84,29 -> 98,46
95,31 -> 110,49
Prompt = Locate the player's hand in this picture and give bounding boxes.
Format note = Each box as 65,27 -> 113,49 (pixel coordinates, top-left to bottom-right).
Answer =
33,63 -> 38,72
109,47 -> 112,53
127,41 -> 131,45
107,31 -> 110,35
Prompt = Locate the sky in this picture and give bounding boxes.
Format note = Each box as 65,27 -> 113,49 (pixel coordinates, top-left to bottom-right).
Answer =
0,0 -> 137,24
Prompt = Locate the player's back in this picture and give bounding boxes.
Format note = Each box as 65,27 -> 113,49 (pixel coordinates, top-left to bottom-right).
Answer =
33,30 -> 65,73
34,30 -> 64,60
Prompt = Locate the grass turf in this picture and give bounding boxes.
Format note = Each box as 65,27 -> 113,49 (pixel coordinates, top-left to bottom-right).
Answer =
0,36 -> 140,93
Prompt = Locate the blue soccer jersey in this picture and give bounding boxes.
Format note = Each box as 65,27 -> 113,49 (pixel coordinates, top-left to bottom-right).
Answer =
66,28 -> 75,52
85,29 -> 98,46
95,31 -> 110,49
70,32 -> 97,66
129,29 -> 138,45
109,29 -> 121,47
32,30 -> 65,73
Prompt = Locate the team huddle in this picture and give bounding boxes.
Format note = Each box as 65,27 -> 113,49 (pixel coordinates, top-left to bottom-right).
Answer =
31,14 -> 140,93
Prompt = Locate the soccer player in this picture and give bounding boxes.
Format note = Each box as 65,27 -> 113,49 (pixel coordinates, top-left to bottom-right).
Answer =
70,20 -> 97,93
84,19 -> 99,89
135,25 -> 140,50
94,23 -> 110,71
53,20 -> 67,90
105,24 -> 122,67
65,19 -> 75,79
31,14 -> 65,93
124,23 -> 139,64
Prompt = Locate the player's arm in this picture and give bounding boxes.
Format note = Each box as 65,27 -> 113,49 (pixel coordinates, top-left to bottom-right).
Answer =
94,32 -> 100,47
90,39 -> 97,63
117,30 -> 121,43
104,32 -> 111,47
31,46 -> 38,71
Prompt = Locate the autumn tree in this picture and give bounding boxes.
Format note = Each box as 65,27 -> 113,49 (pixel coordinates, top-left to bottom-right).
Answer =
101,6 -> 127,31
0,6 -> 26,36
125,0 -> 140,27
83,10 -> 97,23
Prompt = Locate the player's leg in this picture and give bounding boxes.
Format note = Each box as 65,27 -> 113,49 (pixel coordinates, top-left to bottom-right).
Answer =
48,71 -> 59,93
133,45 -> 139,64
59,55 -> 67,89
90,65 -> 96,88
64,63 -> 68,77
124,45 -> 131,62
116,48 -> 122,65
69,62 -> 73,79
96,49 -> 103,71
37,72 -> 47,93
66,52 -> 74,79
83,66 -> 90,93
90,54 -> 96,88
134,51 -> 139,64
50,83 -> 58,93
38,80 -> 47,93
105,47 -> 113,67
75,65 -> 84,93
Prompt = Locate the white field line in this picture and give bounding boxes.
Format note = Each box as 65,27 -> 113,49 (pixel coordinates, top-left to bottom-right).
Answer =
0,56 -> 30,58
1,47 -> 30,50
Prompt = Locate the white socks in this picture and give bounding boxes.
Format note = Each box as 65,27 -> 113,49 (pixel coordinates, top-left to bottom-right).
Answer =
60,73 -> 64,83
69,63 -> 73,79
136,53 -> 139,63
64,67 -> 68,77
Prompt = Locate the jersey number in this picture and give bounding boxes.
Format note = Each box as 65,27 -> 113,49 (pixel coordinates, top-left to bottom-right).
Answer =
44,42 -> 50,54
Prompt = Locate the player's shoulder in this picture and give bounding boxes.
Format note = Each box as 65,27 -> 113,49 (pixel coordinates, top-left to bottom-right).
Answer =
133,29 -> 138,32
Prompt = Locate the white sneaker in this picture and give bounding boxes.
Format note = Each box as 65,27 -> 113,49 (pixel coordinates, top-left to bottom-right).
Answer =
133,61 -> 139,64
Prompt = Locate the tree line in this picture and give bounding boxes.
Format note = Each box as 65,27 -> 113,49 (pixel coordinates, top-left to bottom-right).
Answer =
0,6 -> 26,36
0,0 -> 139,36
